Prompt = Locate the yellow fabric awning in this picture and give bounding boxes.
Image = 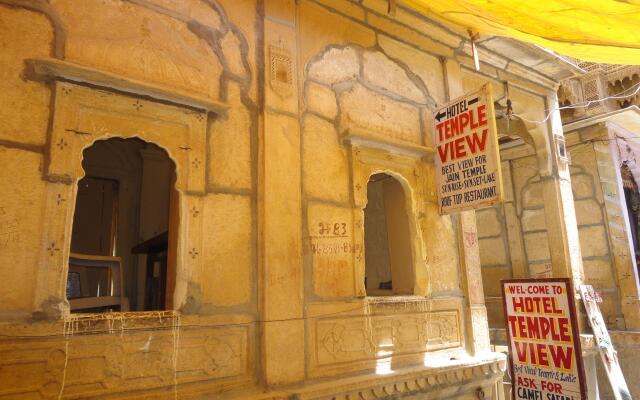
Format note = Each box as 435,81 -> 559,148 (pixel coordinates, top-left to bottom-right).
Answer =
402,0 -> 640,65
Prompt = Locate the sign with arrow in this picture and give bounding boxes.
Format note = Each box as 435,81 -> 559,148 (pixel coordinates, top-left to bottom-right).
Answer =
433,84 -> 502,214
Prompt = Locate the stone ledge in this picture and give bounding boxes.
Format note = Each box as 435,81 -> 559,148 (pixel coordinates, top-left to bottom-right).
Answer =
26,58 -> 228,116
218,353 -> 507,400
610,330 -> 640,345
344,130 -> 434,159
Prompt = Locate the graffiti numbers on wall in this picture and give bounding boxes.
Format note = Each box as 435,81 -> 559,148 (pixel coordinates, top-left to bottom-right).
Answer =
308,221 -> 359,256
317,222 -> 347,237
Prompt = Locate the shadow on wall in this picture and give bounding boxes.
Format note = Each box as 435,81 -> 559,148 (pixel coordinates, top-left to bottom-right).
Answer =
364,173 -> 413,296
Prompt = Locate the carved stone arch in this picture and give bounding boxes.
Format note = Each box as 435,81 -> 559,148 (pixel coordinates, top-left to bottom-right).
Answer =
498,93 -> 554,176
34,81 -> 209,315
355,167 -> 416,211
349,143 -> 429,297
0,0 -> 66,59
494,101 -> 536,149
48,84 -> 205,192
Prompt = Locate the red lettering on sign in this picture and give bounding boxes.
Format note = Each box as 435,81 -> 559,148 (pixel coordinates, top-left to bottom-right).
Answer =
549,345 -> 573,370
466,129 -> 487,154
513,342 -> 573,369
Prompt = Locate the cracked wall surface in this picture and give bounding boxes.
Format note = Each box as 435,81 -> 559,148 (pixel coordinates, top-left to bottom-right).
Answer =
0,0 -> 568,398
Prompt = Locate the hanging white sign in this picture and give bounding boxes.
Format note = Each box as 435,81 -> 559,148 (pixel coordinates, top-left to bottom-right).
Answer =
434,84 -> 502,214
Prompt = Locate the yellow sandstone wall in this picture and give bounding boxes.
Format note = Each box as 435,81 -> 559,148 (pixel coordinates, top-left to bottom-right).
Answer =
477,122 -> 637,330
0,0 -> 541,397
0,0 -> 260,397
293,0 -> 467,381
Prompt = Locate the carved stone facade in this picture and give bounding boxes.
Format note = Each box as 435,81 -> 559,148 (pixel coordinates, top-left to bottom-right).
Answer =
476,57 -> 640,400
558,62 -> 640,121
0,0 -> 589,398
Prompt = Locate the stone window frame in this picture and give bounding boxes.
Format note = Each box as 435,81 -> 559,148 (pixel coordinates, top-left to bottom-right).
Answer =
347,135 -> 430,297
30,60 -> 227,315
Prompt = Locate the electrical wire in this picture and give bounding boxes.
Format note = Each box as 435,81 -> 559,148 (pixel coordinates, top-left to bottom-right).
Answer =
511,80 -> 640,125
497,138 -> 624,175
0,302 -> 382,339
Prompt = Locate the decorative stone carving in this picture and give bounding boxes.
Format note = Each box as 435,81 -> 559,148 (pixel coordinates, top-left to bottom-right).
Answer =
48,82 -> 206,193
269,45 -> 294,98
0,340 -> 68,398
315,310 -> 461,366
0,313 -> 251,398
561,63 -> 640,116
346,144 -> 428,297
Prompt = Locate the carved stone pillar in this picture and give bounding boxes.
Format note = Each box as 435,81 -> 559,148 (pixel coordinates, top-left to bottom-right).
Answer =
539,94 -> 585,288
259,0 -> 305,386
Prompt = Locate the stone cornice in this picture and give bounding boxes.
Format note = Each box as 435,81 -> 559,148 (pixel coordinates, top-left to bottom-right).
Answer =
343,130 -> 434,160
254,355 -> 507,400
25,58 -> 228,116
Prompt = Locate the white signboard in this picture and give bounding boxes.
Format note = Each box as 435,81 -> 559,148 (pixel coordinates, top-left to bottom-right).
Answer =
502,279 -> 587,400
579,285 -> 632,400
434,84 -> 502,214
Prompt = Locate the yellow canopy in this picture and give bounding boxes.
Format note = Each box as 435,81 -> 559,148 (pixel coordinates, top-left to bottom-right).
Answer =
402,0 -> 640,65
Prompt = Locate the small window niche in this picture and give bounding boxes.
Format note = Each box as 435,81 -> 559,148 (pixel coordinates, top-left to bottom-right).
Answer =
67,138 -> 179,313
364,173 -> 414,296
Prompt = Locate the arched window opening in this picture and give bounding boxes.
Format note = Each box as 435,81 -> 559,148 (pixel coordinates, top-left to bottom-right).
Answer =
364,173 -> 414,296
66,138 -> 178,313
